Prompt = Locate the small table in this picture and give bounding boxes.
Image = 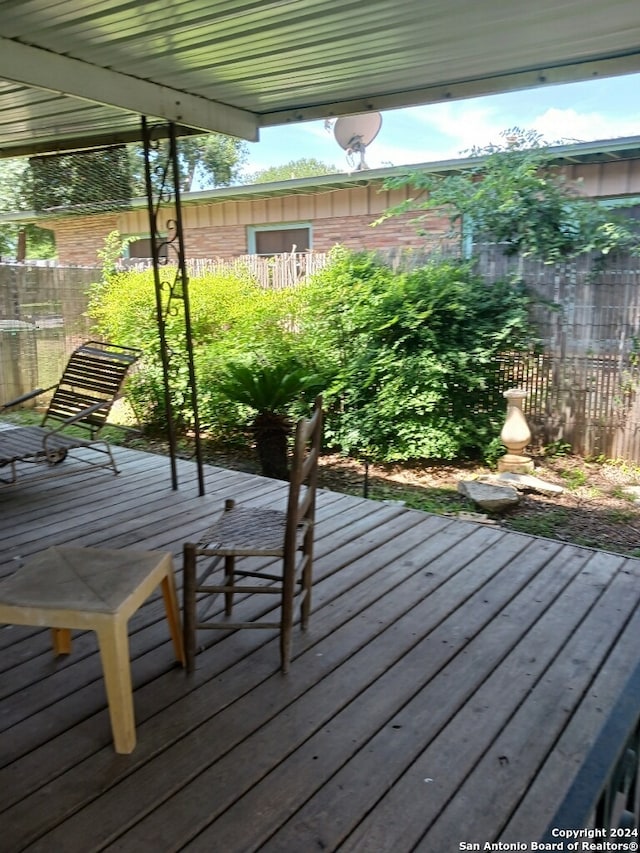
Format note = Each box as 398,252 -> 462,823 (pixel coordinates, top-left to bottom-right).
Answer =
0,545 -> 185,753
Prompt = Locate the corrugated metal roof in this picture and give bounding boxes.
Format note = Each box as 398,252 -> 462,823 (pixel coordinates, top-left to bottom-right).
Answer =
1,0 -> 639,156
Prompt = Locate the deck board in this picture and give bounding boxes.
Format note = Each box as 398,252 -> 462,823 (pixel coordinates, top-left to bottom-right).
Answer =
1,446 -> 639,852
352,550 -> 635,852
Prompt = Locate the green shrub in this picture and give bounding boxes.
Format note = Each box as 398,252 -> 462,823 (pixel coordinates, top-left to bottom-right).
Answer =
88,265 -> 320,438
88,247 -> 538,463
301,249 -> 536,461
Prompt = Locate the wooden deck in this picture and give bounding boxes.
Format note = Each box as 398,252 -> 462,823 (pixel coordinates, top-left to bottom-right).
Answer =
2,446 -> 640,852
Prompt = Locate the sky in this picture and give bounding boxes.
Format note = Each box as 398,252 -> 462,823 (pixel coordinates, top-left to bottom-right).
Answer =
244,72 -> 640,175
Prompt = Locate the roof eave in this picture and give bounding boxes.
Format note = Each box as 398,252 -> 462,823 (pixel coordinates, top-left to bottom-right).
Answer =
4,135 -> 640,224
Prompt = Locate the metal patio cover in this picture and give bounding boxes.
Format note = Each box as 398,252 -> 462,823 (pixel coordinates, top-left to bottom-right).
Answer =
1,0 -> 639,157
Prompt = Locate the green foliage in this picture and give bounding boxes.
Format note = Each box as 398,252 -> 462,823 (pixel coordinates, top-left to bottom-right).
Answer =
301,248 -> 537,462
0,158 -> 56,259
544,439 -> 572,458
217,359 -> 325,478
23,225 -> 56,259
560,467 -> 588,490
89,243 -> 537,464
88,261 -> 319,438
96,231 -> 134,281
178,135 -> 248,190
249,158 -> 338,183
380,128 -> 640,263
127,134 -> 248,194
26,147 -> 132,213
483,437 -> 508,469
218,361 -> 323,414
0,158 -> 29,257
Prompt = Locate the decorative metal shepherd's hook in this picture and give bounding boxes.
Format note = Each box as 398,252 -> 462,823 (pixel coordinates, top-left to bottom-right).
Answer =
141,117 -> 205,496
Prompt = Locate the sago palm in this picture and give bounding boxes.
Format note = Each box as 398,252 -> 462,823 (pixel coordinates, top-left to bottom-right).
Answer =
219,361 -> 322,479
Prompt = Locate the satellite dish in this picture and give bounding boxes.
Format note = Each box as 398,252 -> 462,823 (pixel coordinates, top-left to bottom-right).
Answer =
334,113 -> 382,171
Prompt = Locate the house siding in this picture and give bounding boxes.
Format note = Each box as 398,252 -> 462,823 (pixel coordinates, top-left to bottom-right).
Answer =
40,157 -> 640,266
47,184 -> 455,265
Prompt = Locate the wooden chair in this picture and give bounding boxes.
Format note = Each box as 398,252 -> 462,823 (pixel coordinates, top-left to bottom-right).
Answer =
0,340 -> 141,484
183,396 -> 323,674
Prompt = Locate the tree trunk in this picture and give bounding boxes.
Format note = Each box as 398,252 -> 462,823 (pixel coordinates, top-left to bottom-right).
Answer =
16,228 -> 26,262
252,411 -> 292,480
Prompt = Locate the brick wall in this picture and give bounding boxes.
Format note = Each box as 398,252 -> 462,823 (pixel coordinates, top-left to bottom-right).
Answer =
45,199 -> 455,265
50,213 -> 119,267
171,210 -> 455,262
312,209 -> 454,252
183,225 -> 247,259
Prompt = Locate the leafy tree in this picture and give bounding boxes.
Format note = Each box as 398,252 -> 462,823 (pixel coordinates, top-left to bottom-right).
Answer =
26,147 -> 132,213
380,128 -> 640,263
6,134 -> 246,226
17,148 -> 132,256
128,133 -> 248,194
0,131 -> 247,255
0,159 -> 57,260
180,135 -> 248,190
249,158 -> 338,184
0,159 -> 29,257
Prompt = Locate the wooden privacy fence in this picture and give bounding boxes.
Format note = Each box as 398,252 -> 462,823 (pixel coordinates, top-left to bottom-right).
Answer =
122,252 -> 331,288
475,244 -> 640,357
480,245 -> 640,459
0,264 -> 95,405
497,351 -> 640,460
3,251 -> 640,461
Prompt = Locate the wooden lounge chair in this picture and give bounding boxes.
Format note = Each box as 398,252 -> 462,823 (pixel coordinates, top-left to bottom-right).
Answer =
0,340 -> 141,485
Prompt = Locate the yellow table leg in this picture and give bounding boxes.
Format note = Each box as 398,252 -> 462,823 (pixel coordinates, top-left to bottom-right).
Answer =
52,627 -> 72,655
96,621 -> 136,754
161,573 -> 186,667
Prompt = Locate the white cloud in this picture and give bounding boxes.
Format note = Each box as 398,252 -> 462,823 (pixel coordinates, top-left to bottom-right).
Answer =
362,105 -> 504,167
406,102 -> 501,146
531,107 -> 640,144
368,101 -> 640,168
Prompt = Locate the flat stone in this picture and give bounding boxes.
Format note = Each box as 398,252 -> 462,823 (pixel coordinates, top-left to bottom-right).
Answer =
444,510 -> 498,525
479,472 -> 565,495
457,480 -> 520,513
